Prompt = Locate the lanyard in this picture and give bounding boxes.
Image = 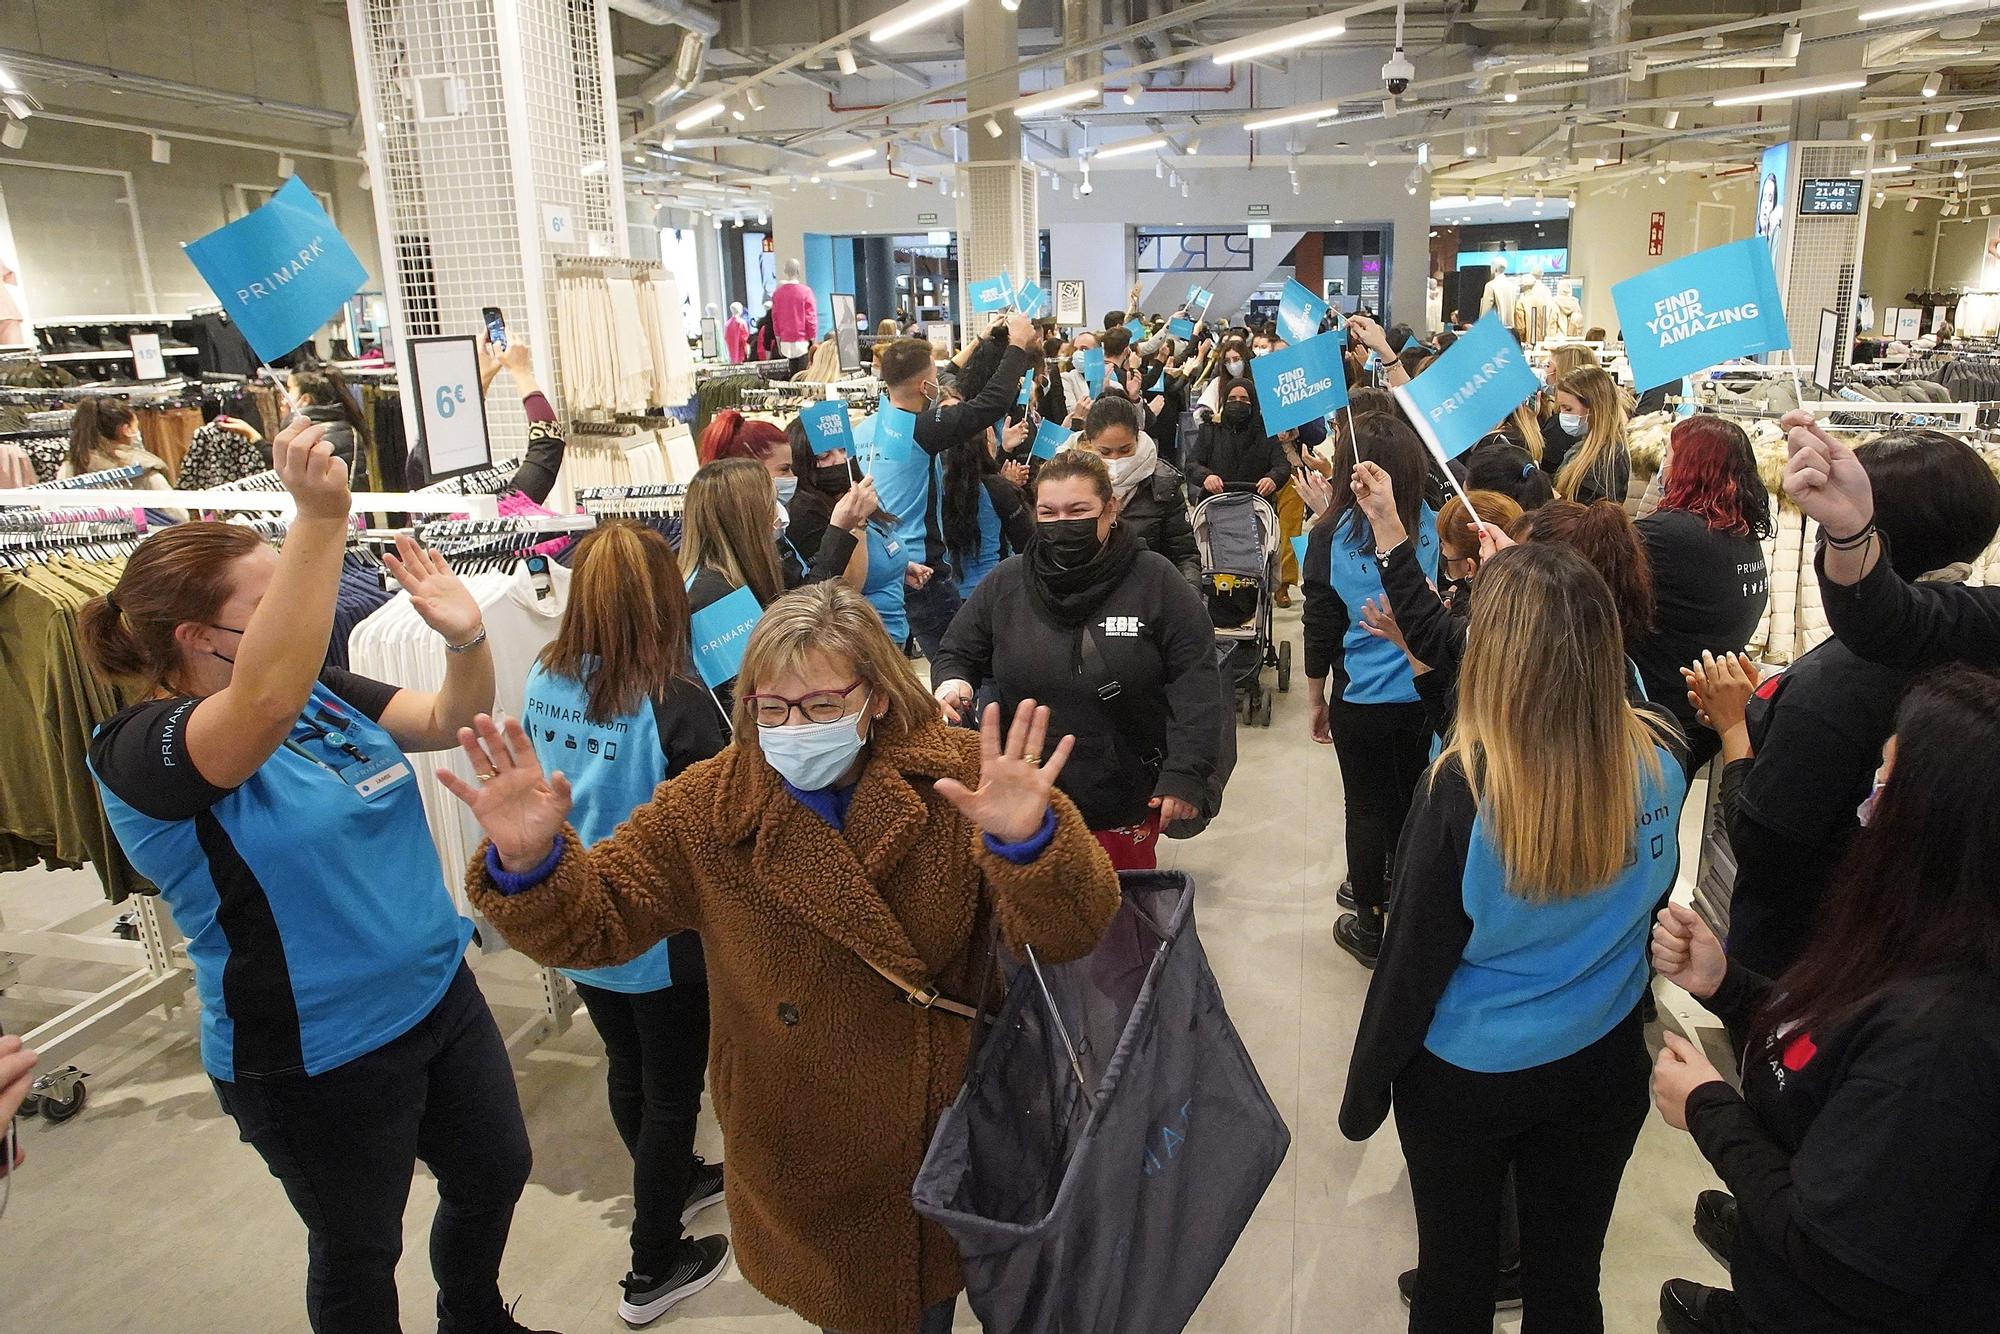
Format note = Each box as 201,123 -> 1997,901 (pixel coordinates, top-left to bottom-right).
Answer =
286,704 -> 372,772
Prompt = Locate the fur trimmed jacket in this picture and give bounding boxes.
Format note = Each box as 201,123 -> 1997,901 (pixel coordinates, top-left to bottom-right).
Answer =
466,721 -> 1120,1334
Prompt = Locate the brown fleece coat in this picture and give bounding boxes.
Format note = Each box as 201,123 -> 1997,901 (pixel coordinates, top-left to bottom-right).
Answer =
466,721 -> 1120,1334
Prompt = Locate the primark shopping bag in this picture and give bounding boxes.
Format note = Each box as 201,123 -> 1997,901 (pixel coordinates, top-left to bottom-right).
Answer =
912,871 -> 1290,1333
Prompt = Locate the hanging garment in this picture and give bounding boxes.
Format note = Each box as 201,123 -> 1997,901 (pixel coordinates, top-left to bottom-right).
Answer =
0,441 -> 31,487
176,421 -> 272,490
131,407 -> 202,483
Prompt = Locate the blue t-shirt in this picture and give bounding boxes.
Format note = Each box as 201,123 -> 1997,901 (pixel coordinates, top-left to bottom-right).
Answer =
90,671 -> 472,1081
956,485 -> 1006,596
1328,508 -> 1439,704
862,522 -> 911,644
523,663 -> 682,994
1424,746 -> 1687,1072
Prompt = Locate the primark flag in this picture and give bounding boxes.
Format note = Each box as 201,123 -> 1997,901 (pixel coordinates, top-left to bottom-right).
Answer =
799,401 -> 855,458
969,272 -> 1015,313
1249,329 -> 1348,434
689,585 -> 762,688
1612,236 -> 1791,390
183,177 -> 370,363
1393,311 -> 1540,463
1277,278 -> 1328,345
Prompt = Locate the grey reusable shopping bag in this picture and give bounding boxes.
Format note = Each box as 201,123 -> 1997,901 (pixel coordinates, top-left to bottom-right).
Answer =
911,871 -> 1291,1334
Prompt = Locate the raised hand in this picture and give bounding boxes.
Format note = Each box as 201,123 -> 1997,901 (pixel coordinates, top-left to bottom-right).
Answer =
830,475 -> 881,530
1294,466 -> 1335,517
436,714 -> 573,873
1000,459 -> 1030,487
272,418 -> 349,521
1651,902 -> 1727,1000
1474,519 -> 1516,562
1360,595 -> 1408,652
933,699 -> 1075,843
1780,410 -> 1873,538
382,534 -> 485,645
1680,650 -> 1757,732
1002,417 -> 1030,454
1006,312 -> 1038,349
1351,460 -> 1406,548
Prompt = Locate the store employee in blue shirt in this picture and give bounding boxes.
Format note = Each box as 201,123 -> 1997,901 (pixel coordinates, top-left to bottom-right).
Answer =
80,422 -> 553,1334
521,521 -> 732,1326
1340,543 -> 1688,1333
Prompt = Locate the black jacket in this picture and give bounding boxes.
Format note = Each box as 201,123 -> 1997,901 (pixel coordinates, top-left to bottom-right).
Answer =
906,345 -> 1035,565
1817,537 -> 2000,670
931,550 -> 1223,829
1116,465 -> 1202,584
1687,963 -> 2000,1332
1376,538 -> 1467,740
1184,418 -> 1292,495
301,403 -> 362,485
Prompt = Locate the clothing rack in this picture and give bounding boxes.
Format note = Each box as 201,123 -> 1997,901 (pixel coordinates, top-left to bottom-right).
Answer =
0,487 -> 502,518
414,457 -> 528,500
21,463 -> 149,491
553,256 -> 662,276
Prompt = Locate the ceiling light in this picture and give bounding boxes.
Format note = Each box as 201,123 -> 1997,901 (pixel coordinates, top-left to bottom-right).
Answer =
1121,86 -> 1138,106
835,47 -> 859,77
809,172 -> 822,184
1186,136 -> 1201,154
150,135 -> 170,164
1869,163 -> 1910,174
1874,191 -> 1885,207
1781,28 -> 1803,59
1702,34 -> 1725,50
938,176 -> 949,194
1367,153 -> 1379,167
1887,146 -> 1899,162
1155,157 -> 1164,178
1906,195 -> 1919,211
1211,16 -> 1347,65
1094,135 -> 1169,159
1933,131 -> 2000,148
1945,111 -> 1964,132
1503,76 -> 1520,103
908,173 -> 919,188
1860,128 -> 1874,142
1016,85 -> 1098,117
729,95 -> 747,122
1858,0 -> 1986,19
1245,101 -> 1341,133
1168,169 -> 1178,187
1954,161 -> 1967,178
744,87 -> 764,113
1292,178 -> 1301,195
829,184 -> 838,200
1000,0 -> 1021,9
675,99 -> 726,130
869,0 -> 970,45
827,145 -> 879,167
1984,202 -> 1992,216
1712,75 -> 1866,108
1657,171 -> 1668,185
1663,110 -> 1681,130
277,153 -> 295,177
1181,179 -> 1189,197
1630,56 -> 1649,82
1923,73 -> 1944,98
661,134 -> 677,152
358,167 -> 371,191
0,64 -> 17,95
2,120 -> 27,151
980,115 -> 1003,140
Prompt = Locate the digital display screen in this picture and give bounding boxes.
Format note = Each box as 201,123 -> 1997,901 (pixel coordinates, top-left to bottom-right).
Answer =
1800,178 -> 1863,215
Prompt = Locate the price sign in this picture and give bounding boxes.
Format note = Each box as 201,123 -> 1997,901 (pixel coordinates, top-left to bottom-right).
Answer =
408,335 -> 492,480
130,332 -> 167,381
541,203 -> 574,244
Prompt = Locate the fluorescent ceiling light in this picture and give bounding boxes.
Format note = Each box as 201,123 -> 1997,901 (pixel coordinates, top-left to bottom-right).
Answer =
1211,17 -> 1346,66
1093,135 -> 1169,159
674,99 -> 725,130
827,145 -> 879,167
869,0 -> 970,45
1932,130 -> 2000,147
1246,101 -> 1341,132
1015,85 -> 1098,117
0,65 -> 17,94
1858,0 -> 1988,19
1712,75 -> 1866,107
1868,163 -> 1911,173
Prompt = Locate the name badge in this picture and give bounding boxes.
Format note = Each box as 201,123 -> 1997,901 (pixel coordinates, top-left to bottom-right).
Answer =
344,756 -> 414,801
886,539 -> 902,557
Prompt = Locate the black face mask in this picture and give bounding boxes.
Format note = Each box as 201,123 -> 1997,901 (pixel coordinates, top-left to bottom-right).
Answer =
1439,575 -> 1474,611
1222,402 -> 1254,429
1038,516 -> 1104,569
813,462 -> 854,495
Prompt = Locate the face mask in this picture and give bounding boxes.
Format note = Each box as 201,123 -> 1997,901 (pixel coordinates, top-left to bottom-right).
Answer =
1856,780 -> 1885,827
774,474 -> 799,507
1558,411 -> 1587,436
920,380 -> 940,406
759,701 -> 871,791
814,462 -> 853,495
1106,453 -> 1149,492
1225,357 -> 1245,377
1038,516 -> 1105,569
204,623 -> 246,666
1222,402 -> 1253,429
1071,350 -> 1089,371
1439,575 -> 1474,611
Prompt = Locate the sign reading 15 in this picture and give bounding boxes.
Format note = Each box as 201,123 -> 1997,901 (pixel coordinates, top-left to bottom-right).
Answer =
434,382 -> 469,418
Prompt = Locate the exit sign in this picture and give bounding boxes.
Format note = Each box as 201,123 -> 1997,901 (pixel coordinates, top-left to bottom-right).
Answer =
917,211 -> 939,224
1247,203 -> 1271,216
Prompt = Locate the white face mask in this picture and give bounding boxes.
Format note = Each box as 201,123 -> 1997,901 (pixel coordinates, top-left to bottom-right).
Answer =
1225,357 -> 1245,377
759,702 -> 871,791
1558,411 -> 1587,436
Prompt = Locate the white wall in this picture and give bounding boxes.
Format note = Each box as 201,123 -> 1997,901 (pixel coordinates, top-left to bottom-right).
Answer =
1045,222 -> 1125,324
1568,173 -> 1756,336
1858,200 -> 1941,326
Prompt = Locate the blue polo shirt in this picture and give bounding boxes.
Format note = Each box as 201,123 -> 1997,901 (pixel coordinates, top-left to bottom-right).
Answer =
1326,508 -> 1439,704
90,669 -> 472,1082
956,486 -> 1006,596
862,522 -> 911,644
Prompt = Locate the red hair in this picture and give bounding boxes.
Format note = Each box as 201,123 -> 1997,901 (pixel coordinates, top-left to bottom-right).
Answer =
698,409 -> 788,466
1661,415 -> 1770,538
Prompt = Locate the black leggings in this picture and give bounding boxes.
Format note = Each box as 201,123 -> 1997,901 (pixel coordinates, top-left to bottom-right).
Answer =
1393,1009 -> 1651,1334
571,935 -> 712,1278
1325,697 -> 1431,925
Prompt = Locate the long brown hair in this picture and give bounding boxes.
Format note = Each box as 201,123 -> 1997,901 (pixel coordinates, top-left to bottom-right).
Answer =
79,522 -> 267,694
1512,498 -> 1655,646
536,522 -> 693,724
67,398 -> 137,475
1552,366 -> 1628,501
681,457 -> 785,606
1440,543 -> 1672,899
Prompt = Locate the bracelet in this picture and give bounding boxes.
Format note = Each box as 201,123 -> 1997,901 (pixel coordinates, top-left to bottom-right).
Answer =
444,624 -> 489,654
1822,522 -> 1876,551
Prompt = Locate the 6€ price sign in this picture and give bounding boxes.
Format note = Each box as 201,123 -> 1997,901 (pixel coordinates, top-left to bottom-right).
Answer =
410,335 -> 492,479
435,381 -> 468,419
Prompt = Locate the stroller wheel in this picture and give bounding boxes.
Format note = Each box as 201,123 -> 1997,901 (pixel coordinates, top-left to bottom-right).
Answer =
1257,690 -> 1274,727
1278,640 -> 1293,692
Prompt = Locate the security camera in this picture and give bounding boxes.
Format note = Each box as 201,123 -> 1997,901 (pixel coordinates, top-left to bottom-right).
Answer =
1383,47 -> 1415,97
1079,178 -> 1093,196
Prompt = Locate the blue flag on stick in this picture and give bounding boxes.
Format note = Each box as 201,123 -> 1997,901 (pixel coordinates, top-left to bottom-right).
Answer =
1277,278 -> 1328,345
689,586 -> 762,688
1031,418 -> 1075,460
1393,311 -> 1540,464
1249,330 -> 1350,434
1612,237 -> 1792,390
969,272 -> 1014,313
799,401 -> 854,458
1080,346 -> 1106,393
183,177 -> 369,363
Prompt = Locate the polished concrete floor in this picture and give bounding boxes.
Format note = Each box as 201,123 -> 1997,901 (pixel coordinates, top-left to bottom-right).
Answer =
0,604 -> 1731,1332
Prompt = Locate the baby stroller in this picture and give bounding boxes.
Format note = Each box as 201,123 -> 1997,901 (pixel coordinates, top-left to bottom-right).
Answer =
1191,488 -> 1290,727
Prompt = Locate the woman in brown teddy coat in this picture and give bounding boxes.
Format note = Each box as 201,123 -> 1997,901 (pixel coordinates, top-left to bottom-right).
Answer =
442,579 -> 1122,1334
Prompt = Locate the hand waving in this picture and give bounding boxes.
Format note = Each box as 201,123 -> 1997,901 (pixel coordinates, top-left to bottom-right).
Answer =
1780,410 -> 1873,538
1351,460 -> 1407,548
933,700 -> 1074,843
382,534 -> 485,645
436,714 -> 573,872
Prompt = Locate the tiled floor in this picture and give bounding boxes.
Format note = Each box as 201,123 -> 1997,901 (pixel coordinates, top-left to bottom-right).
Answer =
0,604 -> 1728,1332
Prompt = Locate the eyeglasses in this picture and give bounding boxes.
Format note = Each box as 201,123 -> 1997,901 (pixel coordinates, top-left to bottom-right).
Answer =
744,680 -> 869,728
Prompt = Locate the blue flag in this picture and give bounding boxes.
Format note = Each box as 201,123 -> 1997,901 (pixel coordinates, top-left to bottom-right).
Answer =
1081,346 -> 1106,394
1402,335 -> 1424,353
689,585 -> 762,688
969,273 -> 1014,313
183,176 -> 369,363
1393,311 -> 1540,464
872,396 -> 918,464
1125,318 -> 1147,344
1031,418 -> 1075,460
1015,280 -> 1046,318
1018,372 -> 1035,406
1167,317 -> 1196,339
1249,330 -> 1349,434
1612,237 -> 1792,390
1278,278 -> 1328,345
1290,534 -> 1309,575
798,401 -> 854,459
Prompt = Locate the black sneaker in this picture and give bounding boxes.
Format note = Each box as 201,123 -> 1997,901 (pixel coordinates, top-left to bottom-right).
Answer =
1336,878 -> 1355,909
682,1157 -> 726,1226
1333,913 -> 1381,968
1659,1279 -> 1747,1334
494,1297 -> 564,1332
1396,1264 -> 1523,1311
1693,1190 -> 1737,1269
619,1236 -> 730,1327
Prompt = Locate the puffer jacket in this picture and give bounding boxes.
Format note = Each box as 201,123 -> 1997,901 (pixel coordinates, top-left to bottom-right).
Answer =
1117,463 -> 1202,583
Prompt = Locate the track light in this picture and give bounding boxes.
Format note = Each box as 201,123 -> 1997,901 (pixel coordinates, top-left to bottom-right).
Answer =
1906,196 -> 1919,211
1502,76 -> 1520,103
1954,160 -> 1967,178
1367,153 -> 1378,167
1923,73 -> 1943,98
358,167 -> 371,191
730,95 -> 747,122
277,153 -> 295,178
1860,128 -> 1874,142
1155,157 -> 1164,178
1657,172 -> 1668,185
1630,56 -> 1648,82
1663,110 -> 1680,130
1292,178 -> 1301,195
1946,111 -> 1964,132
1122,86 -> 1138,106
1983,202 -> 1992,216
908,173 -> 918,188
809,172 -> 822,184
1781,28 -> 1802,60
1886,146 -> 1898,162
1180,178 -> 1189,198
938,176 -> 949,195
836,47 -> 858,77
1000,0 -> 1021,9
744,87 -> 765,113
661,134 -> 676,151
150,136 -> 170,164
1874,191 -> 1885,208
983,115 -> 1003,138
1186,136 -> 1201,155
4,119 -> 31,150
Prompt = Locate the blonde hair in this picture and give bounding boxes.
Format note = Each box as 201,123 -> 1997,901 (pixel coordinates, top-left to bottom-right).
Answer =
1553,366 -> 1629,501
1508,402 -> 1544,463
682,458 -> 785,607
1546,344 -> 1600,383
801,337 -> 844,383
731,581 -> 938,742
1438,543 -> 1672,899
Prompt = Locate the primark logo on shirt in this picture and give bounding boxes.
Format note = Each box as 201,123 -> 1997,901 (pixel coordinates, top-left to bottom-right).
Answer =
1101,616 -> 1145,638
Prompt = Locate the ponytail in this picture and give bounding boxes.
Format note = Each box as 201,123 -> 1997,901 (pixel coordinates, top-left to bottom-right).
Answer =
79,523 -> 267,694
67,398 -> 137,476
697,409 -> 788,467
289,367 -> 371,450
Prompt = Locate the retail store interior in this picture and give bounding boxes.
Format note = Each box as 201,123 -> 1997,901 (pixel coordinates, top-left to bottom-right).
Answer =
2,1 -> 1999,1333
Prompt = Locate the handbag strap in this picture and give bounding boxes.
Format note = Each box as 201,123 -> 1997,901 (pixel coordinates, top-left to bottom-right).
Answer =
852,949 -> 980,1021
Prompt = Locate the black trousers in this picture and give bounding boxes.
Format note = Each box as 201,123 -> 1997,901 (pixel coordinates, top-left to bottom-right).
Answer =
1325,697 -> 1431,924
214,964 -> 531,1334
905,569 -> 964,662
570,935 -> 712,1278
1393,1009 -> 1651,1334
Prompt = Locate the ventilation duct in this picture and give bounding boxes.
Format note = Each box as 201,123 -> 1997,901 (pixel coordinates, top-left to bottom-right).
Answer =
612,0 -> 719,109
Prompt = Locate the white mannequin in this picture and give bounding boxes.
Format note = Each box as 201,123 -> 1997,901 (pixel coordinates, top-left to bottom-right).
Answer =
1551,279 -> 1585,339
1513,274 -> 1553,345
1479,259 -> 1517,327
1426,275 -> 1444,332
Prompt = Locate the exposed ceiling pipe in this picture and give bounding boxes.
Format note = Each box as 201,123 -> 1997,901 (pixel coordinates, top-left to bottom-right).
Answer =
1062,0 -> 1104,103
1586,0 -> 1633,115
615,0 -> 719,110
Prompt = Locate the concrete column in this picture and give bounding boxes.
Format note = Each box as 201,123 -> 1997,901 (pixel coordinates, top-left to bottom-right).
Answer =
957,0 -> 1036,339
